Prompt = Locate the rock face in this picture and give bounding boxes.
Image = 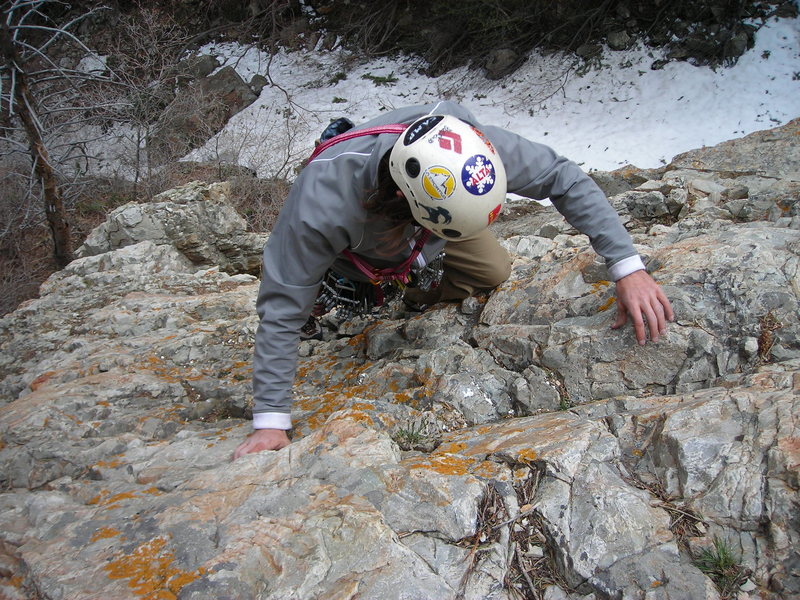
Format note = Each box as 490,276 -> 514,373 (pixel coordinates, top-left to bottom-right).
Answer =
0,120 -> 798,600
148,60 -> 260,164
75,181 -> 267,276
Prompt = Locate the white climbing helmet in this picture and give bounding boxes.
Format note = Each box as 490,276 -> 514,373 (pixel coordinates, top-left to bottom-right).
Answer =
389,115 -> 507,240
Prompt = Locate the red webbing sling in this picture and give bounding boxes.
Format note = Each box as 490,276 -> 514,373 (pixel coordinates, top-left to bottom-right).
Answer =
308,123 -> 407,162
307,122 -> 431,284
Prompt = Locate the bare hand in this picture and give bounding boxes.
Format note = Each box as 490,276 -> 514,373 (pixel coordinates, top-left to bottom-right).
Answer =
233,428 -> 291,460
611,270 -> 674,345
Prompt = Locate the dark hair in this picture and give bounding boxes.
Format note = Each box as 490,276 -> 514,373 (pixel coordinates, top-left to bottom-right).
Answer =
363,152 -> 412,223
363,152 -> 416,252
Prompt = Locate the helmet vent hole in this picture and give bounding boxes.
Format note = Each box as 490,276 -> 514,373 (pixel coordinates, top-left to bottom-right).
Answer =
405,158 -> 420,178
442,228 -> 462,238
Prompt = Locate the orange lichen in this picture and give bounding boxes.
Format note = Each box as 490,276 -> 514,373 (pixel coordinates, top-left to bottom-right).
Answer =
517,448 -> 538,464
406,454 -> 472,476
29,371 -> 57,391
598,297 -> 616,312
513,467 -> 529,480
141,355 -> 208,384
104,536 -> 205,599
342,410 -> 374,425
472,460 -> 507,479
88,487 -> 162,507
90,526 -> 122,542
436,441 -> 468,454
590,281 -> 611,293
393,391 -> 412,403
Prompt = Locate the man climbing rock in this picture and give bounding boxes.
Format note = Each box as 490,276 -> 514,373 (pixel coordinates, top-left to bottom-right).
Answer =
233,100 -> 673,459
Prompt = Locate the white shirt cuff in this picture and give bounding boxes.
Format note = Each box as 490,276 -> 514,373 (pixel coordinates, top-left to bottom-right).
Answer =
253,412 -> 292,430
608,255 -> 646,281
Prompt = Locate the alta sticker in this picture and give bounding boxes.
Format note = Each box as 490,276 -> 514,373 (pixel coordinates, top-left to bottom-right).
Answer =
422,166 -> 456,200
461,155 -> 496,195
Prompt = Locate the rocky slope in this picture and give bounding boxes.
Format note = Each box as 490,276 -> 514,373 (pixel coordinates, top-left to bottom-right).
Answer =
0,120 -> 798,600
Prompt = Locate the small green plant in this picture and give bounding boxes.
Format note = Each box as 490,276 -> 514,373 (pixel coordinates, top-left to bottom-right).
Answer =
395,425 -> 424,448
361,72 -> 398,86
329,71 -> 347,85
332,96 -> 348,103
692,536 -> 751,599
393,418 -> 439,451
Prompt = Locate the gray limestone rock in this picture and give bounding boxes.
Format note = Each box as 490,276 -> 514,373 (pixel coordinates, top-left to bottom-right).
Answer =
1,120 -> 799,600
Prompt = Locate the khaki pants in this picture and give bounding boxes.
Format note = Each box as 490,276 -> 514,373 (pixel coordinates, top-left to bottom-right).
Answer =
405,229 -> 512,305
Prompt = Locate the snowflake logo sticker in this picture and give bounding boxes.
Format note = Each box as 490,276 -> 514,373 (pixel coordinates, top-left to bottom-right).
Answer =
461,155 -> 496,196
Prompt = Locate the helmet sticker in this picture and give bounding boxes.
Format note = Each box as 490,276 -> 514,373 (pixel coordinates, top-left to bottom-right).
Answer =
422,166 -> 456,200
462,155 -> 496,195
435,129 -> 462,154
404,115 -> 444,146
471,126 -> 496,153
417,204 -> 453,225
487,203 -> 502,225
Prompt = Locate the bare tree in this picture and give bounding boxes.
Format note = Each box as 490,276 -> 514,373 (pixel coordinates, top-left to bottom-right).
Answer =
100,7 -> 192,198
1,0 -> 114,267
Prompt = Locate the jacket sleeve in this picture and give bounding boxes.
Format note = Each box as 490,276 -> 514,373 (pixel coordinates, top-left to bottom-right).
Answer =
481,125 -> 643,279
251,167 -> 353,427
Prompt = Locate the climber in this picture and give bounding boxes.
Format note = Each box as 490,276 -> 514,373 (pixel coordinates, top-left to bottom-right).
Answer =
233,101 -> 674,459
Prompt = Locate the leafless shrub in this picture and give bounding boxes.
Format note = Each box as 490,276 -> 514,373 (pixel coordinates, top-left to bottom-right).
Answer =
228,175 -> 289,233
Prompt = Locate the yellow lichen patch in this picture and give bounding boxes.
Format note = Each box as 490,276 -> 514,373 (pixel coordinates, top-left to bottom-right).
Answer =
406,453 -> 473,476
472,460 -> 507,480
340,409 -> 374,425
90,526 -> 122,543
95,459 -> 123,468
347,333 -> 366,347
598,297 -> 616,312
436,441 -> 468,454
140,355 -> 209,384
393,391 -> 412,404
295,358 -> 397,430
29,370 -> 57,391
104,536 -> 205,599
88,487 -> 162,508
97,491 -> 140,507
513,467 -> 529,481
590,281 -> 611,293
517,448 -> 538,464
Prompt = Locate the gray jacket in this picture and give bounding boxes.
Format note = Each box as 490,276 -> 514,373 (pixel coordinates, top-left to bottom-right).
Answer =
252,101 -> 641,428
